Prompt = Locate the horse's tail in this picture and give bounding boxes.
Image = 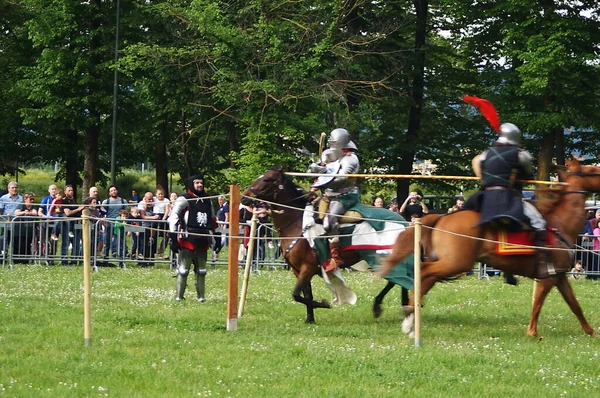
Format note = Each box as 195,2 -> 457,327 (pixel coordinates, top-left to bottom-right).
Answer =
379,214 -> 443,278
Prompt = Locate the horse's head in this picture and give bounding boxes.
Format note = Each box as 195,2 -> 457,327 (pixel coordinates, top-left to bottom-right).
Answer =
563,158 -> 600,193
242,168 -> 286,206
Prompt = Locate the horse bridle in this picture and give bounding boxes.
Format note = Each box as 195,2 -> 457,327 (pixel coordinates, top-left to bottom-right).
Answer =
246,172 -> 311,205
245,175 -> 285,203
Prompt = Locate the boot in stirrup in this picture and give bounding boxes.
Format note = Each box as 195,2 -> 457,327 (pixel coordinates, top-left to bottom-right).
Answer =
533,229 -> 555,279
324,240 -> 343,272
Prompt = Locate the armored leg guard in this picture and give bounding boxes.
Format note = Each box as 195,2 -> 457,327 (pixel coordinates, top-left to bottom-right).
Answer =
193,251 -> 208,302
195,268 -> 207,303
175,273 -> 188,301
175,251 -> 191,301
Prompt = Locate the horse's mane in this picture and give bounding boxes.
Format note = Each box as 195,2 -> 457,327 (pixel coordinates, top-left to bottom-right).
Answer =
273,168 -> 309,208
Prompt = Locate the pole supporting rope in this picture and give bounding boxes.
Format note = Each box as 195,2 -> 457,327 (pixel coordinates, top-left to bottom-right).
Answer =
227,185 -> 241,331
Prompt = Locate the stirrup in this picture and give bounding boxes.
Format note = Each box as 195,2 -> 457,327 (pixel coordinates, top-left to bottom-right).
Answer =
322,257 -> 342,272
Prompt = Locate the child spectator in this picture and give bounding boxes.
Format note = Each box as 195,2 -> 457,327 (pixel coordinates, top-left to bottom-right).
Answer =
128,206 -> 144,259
153,187 -> 171,258
114,209 -> 129,268
49,190 -> 65,241
570,260 -> 586,280
83,197 -> 101,258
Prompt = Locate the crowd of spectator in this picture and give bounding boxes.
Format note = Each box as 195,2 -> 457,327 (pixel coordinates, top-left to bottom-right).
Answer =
0,181 -> 226,267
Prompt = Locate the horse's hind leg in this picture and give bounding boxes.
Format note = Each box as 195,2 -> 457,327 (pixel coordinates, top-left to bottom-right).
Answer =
527,278 -> 556,337
554,274 -> 597,336
292,281 -> 316,323
373,281 -> 395,318
292,273 -> 331,324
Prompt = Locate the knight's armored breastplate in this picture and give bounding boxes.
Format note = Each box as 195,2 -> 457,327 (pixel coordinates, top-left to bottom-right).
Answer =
482,146 -> 519,188
324,153 -> 359,194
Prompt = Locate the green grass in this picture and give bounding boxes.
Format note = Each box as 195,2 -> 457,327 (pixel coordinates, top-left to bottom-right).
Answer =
1,266 -> 599,397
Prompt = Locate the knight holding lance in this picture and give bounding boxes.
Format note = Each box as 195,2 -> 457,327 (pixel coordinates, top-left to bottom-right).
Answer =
307,128 -> 360,272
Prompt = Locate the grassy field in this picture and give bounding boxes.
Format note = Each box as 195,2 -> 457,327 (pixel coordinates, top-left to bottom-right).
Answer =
1,265 -> 599,397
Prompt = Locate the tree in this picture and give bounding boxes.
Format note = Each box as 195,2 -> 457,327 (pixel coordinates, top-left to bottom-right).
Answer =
445,0 -> 600,179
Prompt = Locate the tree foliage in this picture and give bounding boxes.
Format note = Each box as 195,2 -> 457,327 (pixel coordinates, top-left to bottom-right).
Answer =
1,0 -> 598,199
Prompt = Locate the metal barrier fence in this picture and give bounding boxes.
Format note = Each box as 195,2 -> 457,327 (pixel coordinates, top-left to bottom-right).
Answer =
0,216 -> 176,270
1,215 -> 599,279
0,217 -> 287,271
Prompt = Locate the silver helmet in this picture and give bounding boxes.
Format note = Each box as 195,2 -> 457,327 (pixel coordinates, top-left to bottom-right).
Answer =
328,128 -> 350,150
344,140 -> 358,152
497,123 -> 521,145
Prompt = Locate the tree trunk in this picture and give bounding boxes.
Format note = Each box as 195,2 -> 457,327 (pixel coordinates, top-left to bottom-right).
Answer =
154,134 -> 168,191
537,132 -> 555,181
554,127 -> 565,167
396,0 -> 428,202
83,124 -> 100,200
396,153 -> 416,202
65,129 -> 80,198
82,0 -> 102,201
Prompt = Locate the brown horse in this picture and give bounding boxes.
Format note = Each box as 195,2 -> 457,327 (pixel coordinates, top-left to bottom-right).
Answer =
242,167 -> 409,323
381,158 -> 599,337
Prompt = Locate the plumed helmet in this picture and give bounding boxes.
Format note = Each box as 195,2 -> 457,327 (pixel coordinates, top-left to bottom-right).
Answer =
328,128 -> 350,150
497,123 -> 521,145
344,140 -> 358,152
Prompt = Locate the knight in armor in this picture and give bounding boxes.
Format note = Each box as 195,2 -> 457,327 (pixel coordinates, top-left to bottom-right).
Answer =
168,175 -> 217,302
464,95 -> 549,282
307,128 -> 360,272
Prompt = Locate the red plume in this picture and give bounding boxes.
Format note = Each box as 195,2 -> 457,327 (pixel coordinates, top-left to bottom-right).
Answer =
463,95 -> 501,133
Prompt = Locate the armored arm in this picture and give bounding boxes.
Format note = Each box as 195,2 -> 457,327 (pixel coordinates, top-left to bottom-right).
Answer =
518,150 -> 534,180
327,153 -> 359,190
168,196 -> 188,233
472,154 -> 482,179
308,162 -> 327,173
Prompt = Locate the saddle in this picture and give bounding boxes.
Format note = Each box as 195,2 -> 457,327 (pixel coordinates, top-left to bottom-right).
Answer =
496,230 -> 536,255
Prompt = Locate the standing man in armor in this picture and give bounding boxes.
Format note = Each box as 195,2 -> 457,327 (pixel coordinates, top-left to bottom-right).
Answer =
168,175 -> 217,302
308,128 -> 360,272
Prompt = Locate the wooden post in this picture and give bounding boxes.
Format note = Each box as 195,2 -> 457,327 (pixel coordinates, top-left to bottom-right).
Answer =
227,185 -> 240,331
238,212 -> 258,317
82,208 -> 92,346
413,219 -> 422,348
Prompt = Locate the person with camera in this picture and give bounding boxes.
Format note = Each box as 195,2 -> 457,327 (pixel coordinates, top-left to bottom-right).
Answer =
399,190 -> 429,221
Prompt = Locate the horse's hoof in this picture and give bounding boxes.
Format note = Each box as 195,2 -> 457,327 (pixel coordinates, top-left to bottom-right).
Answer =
305,319 -> 315,324
401,313 -> 414,335
321,300 -> 331,308
373,305 -> 383,318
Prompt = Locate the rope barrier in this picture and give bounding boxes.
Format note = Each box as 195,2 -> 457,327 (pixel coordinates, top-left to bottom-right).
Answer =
5,205 -> 592,253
